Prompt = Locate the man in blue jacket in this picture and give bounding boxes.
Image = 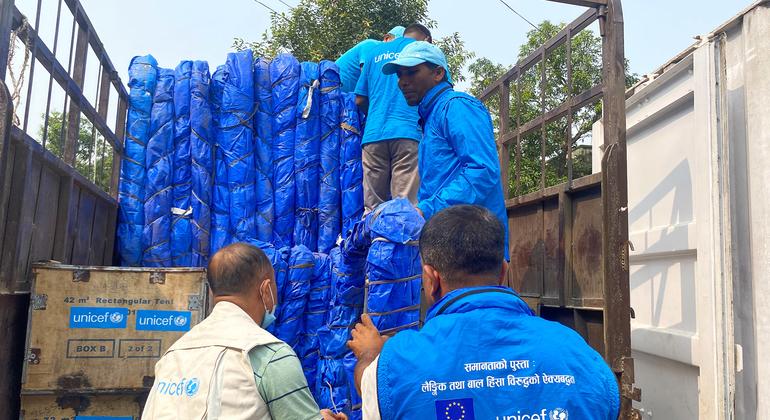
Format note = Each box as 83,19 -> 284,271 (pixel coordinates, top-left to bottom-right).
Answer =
347,205 -> 620,420
382,41 -> 510,256
355,23 -> 432,213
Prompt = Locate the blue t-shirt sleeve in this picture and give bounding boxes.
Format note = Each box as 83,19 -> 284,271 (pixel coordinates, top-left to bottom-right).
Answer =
354,55 -> 370,97
418,98 -> 502,219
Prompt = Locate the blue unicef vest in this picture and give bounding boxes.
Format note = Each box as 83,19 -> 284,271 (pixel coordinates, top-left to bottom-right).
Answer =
376,287 -> 620,420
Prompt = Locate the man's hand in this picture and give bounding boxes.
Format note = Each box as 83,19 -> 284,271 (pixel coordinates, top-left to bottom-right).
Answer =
347,314 -> 387,361
321,409 -> 348,420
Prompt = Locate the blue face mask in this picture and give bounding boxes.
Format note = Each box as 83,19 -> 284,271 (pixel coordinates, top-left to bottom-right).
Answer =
260,287 -> 277,329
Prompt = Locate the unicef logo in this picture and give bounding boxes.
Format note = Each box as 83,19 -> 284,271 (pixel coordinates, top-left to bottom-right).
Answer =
109,312 -> 124,323
550,408 -> 568,420
173,315 -> 188,327
185,378 -> 200,397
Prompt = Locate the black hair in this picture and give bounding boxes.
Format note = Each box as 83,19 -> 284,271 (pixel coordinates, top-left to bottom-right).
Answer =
404,23 -> 432,43
425,62 -> 449,83
207,242 -> 272,296
419,205 -> 505,284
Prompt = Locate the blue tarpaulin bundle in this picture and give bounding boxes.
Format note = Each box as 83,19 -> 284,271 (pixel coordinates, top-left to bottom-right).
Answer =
254,57 -> 274,243
189,60 -> 213,267
317,245 -> 366,414
270,53 -> 300,249
364,198 -> 424,333
318,61 -> 342,253
299,252 -> 332,396
172,61 -> 193,266
143,68 -> 175,267
221,50 -> 257,242
294,62 -> 321,251
275,245 -> 313,349
340,93 -> 364,237
118,55 -> 157,266
210,66 -> 231,254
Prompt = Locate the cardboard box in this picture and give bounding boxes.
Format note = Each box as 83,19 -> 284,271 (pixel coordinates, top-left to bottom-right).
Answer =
20,394 -> 145,420
22,264 -> 207,392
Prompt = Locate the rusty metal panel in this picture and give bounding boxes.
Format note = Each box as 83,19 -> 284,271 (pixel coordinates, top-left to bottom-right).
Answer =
571,187 -> 604,307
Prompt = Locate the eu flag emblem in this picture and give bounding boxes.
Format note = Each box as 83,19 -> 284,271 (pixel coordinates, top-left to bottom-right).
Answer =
435,398 -> 475,420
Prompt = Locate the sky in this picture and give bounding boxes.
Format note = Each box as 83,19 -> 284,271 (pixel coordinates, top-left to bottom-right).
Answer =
9,0 -> 757,136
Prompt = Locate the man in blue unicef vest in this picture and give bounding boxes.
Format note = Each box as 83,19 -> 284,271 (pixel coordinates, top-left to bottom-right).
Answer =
347,205 -> 620,420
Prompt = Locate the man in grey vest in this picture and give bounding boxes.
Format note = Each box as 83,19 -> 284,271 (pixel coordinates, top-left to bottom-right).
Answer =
142,243 -> 345,420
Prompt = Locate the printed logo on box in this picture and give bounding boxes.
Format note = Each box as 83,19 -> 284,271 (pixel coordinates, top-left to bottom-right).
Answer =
136,310 -> 192,332
69,307 -> 128,329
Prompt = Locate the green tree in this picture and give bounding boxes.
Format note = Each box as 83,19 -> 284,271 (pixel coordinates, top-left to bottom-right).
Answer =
39,111 -> 113,190
233,0 -> 474,83
469,21 -> 639,194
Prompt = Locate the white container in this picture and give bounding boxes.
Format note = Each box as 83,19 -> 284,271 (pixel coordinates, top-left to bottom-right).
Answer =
592,2 -> 770,418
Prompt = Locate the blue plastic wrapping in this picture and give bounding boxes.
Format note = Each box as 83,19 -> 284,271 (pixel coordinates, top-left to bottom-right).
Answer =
364,198 -> 423,333
118,55 -> 157,266
318,61 -> 342,253
294,62 -> 321,251
299,252 -> 332,396
189,60 -> 213,267
254,57 -> 274,243
172,60 -> 192,266
316,245 -> 366,414
270,54 -> 300,248
274,245 -> 313,349
340,93 -> 364,237
143,68 -> 175,267
221,50 -> 257,242
210,65 -> 231,254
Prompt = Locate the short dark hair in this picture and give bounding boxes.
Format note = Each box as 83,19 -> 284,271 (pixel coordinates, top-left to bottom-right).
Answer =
425,62 -> 449,83
404,23 -> 432,43
419,205 -> 505,283
207,243 -> 272,296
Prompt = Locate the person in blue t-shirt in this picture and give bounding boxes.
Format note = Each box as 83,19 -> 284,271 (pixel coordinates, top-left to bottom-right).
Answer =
382,40 -> 510,258
336,26 -> 405,93
355,23 -> 431,213
347,205 -> 620,420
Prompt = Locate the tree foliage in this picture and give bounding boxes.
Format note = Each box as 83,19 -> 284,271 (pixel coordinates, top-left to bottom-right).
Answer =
469,21 -> 638,194
39,111 -> 113,190
234,0 -> 474,82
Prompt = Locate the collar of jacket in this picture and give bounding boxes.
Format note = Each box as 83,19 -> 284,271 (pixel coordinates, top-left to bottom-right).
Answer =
424,285 -> 533,322
418,81 -> 454,122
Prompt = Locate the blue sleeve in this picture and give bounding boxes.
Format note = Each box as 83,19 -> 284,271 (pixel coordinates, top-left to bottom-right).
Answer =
354,56 -> 370,97
418,98 -> 502,220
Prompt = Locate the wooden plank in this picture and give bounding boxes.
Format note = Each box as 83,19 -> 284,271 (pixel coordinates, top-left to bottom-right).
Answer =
52,175 -> 73,262
542,198 -> 561,301
15,157 -> 43,289
0,294 -> 29,420
570,188 -> 603,303
103,202 -> 118,265
70,188 -> 95,265
0,80 -> 13,246
23,264 -> 207,392
64,185 -> 81,263
0,0 -> 15,81
63,25 -> 89,165
27,166 -> 61,268
88,198 -> 109,264
499,81 -> 511,199
508,203 -> 543,297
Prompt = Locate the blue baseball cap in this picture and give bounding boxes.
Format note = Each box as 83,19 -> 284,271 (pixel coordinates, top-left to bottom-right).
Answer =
387,26 -> 405,38
382,41 -> 449,77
